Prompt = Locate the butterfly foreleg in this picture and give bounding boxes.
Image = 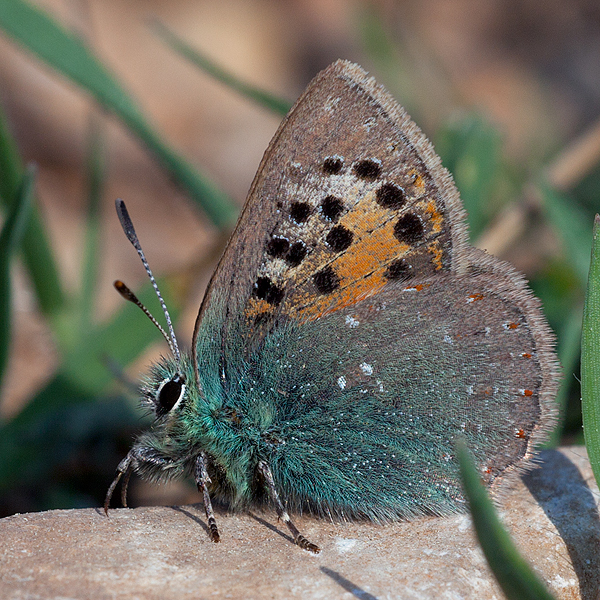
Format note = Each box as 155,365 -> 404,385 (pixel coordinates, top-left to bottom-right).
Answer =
257,460 -> 320,554
104,448 -> 138,514
104,445 -> 182,513
194,452 -> 220,543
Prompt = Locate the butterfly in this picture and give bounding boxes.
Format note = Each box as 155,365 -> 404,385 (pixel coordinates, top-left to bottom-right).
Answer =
105,60 -> 559,554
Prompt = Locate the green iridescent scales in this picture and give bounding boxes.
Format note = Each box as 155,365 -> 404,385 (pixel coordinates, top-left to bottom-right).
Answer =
108,60 -> 559,551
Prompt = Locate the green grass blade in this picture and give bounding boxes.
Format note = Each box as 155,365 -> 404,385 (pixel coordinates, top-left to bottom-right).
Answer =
11,280 -> 180,425
456,439 -> 556,600
0,279 -> 181,491
357,5 -> 418,115
581,214 -> 600,489
359,5 -> 399,74
60,285 -> 178,393
0,373 -> 131,495
0,0 -> 238,229
0,164 -> 35,392
20,209 -> 66,316
78,116 -> 105,337
151,20 -> 292,116
538,178 -> 592,287
0,279 -> 181,493
0,103 -> 21,204
0,100 -> 64,316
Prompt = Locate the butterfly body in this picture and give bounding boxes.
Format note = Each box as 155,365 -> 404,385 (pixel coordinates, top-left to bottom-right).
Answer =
108,61 -> 559,552
136,269 -> 549,521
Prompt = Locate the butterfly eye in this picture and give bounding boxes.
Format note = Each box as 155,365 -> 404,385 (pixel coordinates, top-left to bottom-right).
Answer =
155,374 -> 186,417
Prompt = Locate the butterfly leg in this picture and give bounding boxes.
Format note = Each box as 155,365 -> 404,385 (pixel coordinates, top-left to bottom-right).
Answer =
104,446 -> 175,513
104,451 -> 136,514
257,460 -> 320,554
194,452 -> 220,543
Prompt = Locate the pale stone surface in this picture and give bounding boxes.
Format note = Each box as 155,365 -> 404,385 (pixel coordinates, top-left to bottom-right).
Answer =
1,447 -> 599,600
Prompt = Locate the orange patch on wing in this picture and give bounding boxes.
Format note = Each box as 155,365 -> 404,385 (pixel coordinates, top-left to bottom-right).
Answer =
428,240 -> 444,270
291,211 -> 409,320
408,168 -> 425,190
335,220 -> 409,276
339,193 -> 395,231
255,184 -> 448,323
403,283 -> 430,292
244,297 -> 273,319
299,272 -> 388,320
293,229 -> 403,320
468,293 -> 484,302
292,192 -> 409,286
425,199 -> 443,234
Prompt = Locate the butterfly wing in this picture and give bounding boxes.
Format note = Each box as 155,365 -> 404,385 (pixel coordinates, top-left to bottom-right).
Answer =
192,61 -> 558,498
194,60 -> 469,353
260,270 -> 557,516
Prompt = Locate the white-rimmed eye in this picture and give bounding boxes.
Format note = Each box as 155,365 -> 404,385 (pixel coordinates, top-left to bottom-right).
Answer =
155,374 -> 185,417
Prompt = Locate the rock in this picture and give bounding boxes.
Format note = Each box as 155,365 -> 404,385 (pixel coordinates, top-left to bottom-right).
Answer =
1,447 -> 599,599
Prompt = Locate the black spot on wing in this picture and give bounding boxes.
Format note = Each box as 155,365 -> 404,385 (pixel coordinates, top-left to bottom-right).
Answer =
290,202 -> 311,223
254,277 -> 284,306
326,225 -> 354,252
376,183 -> 405,209
394,213 -> 424,244
286,241 -> 307,267
353,159 -> 381,180
313,267 -> 340,294
322,156 -> 343,175
385,259 -> 413,280
266,236 -> 290,258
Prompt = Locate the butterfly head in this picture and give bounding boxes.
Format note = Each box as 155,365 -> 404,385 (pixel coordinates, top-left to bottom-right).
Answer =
138,349 -> 210,427
145,367 -> 186,419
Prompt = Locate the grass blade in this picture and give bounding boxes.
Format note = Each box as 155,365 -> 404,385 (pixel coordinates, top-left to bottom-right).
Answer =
581,214 -> 600,489
0,373 -> 133,496
0,103 -> 22,208
151,20 -> 292,116
0,279 -> 182,492
0,0 -> 238,229
77,116 -> 105,337
456,439 -> 556,600
538,178 -> 592,287
0,164 -> 35,392
0,100 -> 64,316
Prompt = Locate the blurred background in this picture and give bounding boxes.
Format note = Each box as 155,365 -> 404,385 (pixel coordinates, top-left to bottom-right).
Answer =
0,0 -> 598,517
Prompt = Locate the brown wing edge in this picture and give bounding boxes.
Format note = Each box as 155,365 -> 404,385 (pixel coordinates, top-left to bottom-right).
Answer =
191,60 -> 473,382
467,246 -> 561,497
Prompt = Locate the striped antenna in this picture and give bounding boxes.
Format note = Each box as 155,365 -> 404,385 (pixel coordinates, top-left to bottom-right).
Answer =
115,199 -> 181,364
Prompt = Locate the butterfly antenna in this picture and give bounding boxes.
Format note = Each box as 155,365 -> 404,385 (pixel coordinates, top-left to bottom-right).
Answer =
115,199 -> 181,364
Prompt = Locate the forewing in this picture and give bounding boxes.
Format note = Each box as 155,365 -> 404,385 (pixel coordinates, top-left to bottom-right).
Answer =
194,60 -> 469,356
